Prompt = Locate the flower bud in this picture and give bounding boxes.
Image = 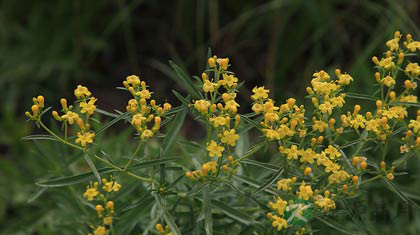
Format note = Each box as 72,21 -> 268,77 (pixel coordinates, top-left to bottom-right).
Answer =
37,96 -> 45,108
31,105 -> 39,118
304,167 -> 312,175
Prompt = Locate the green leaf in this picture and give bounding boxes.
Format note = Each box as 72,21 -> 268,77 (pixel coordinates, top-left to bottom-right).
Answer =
96,108 -> 120,118
241,159 -> 279,171
238,142 -> 265,160
84,153 -> 101,183
169,60 -> 202,99
211,199 -> 254,225
345,93 -> 377,101
162,106 -> 188,154
96,112 -> 130,136
203,190 -> 213,235
21,134 -> 59,142
252,168 -> 283,195
130,158 -> 181,170
27,187 -> 47,203
232,175 -> 277,195
382,178 -> 420,209
240,115 -> 261,131
36,167 -> 116,187
154,195 -> 182,235
172,90 -> 191,105
315,216 -> 365,235
389,102 -> 420,107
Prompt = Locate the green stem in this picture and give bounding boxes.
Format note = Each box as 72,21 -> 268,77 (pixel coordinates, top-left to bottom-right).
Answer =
39,119 -> 152,183
123,141 -> 144,171
360,175 -> 381,186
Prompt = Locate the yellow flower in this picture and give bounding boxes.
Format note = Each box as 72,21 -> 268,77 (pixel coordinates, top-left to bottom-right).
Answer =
222,73 -> 238,87
210,116 -> 228,127
220,129 -> 239,146
382,75 -> 395,87
225,100 -> 240,113
104,216 -> 113,225
207,140 -> 224,157
205,161 -> 218,173
324,145 -> 341,160
319,101 -> 333,114
297,181 -> 313,200
271,215 -> 288,231
400,145 -> 409,153
407,41 -> 420,52
300,148 -> 315,164
352,114 -> 366,129
252,103 -> 263,113
337,73 -> 353,85
217,58 -> 229,70
131,113 -> 146,130
277,179 -> 292,191
264,128 -> 280,140
139,89 -> 152,99
102,178 -> 122,192
83,182 -> 99,201
284,145 -> 299,160
269,198 -> 287,215
194,100 -> 211,113
203,80 -> 216,92
409,119 -> 420,133
74,85 -> 92,99
405,63 -> 420,77
400,95 -> 418,103
61,111 -> 79,125
251,86 -> 269,100
80,97 -> 97,115
125,75 -> 141,87
377,57 -> 395,70
312,120 -> 328,132
93,226 -> 107,235
386,38 -> 399,51
324,160 -> 340,173
331,96 -> 345,107
141,129 -> 154,139
365,119 -> 381,133
76,132 -> 95,147
315,195 -> 336,212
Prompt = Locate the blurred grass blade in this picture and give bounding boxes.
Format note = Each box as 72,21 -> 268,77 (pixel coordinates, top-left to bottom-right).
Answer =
84,153 -> 101,183
241,159 -> 279,171
154,195 -> 182,235
211,199 -> 253,225
172,90 -> 191,105
96,112 -> 130,135
382,178 -> 420,209
239,142 -> 265,160
162,106 -> 188,154
169,60 -> 202,99
27,187 -> 47,203
22,135 -> 59,142
203,190 -> 213,235
130,158 -> 180,170
315,216 -> 365,235
346,93 -> 377,101
252,168 -> 283,195
96,108 -> 120,118
36,167 -> 116,187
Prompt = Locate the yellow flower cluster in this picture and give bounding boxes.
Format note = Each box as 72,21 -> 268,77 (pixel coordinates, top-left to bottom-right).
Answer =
25,95 -> 45,120
84,176 -> 121,235
155,223 -> 174,235
124,75 -> 171,140
187,55 -> 241,180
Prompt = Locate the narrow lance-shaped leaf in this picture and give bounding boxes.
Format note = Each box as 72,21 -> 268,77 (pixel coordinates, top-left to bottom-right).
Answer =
252,168 -> 283,195
169,60 -> 202,99
162,106 -> 188,154
203,189 -> 213,235
154,195 -> 182,235
84,153 -> 101,183
382,178 -> 420,209
211,199 -> 254,225
36,167 -> 116,187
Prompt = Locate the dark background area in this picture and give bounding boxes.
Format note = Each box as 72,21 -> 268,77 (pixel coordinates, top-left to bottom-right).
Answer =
1,0 -> 420,234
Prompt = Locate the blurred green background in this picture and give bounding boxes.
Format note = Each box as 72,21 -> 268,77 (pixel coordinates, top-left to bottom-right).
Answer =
1,0 -> 420,234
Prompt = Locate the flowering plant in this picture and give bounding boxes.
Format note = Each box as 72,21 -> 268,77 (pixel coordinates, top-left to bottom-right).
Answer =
25,32 -> 420,234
